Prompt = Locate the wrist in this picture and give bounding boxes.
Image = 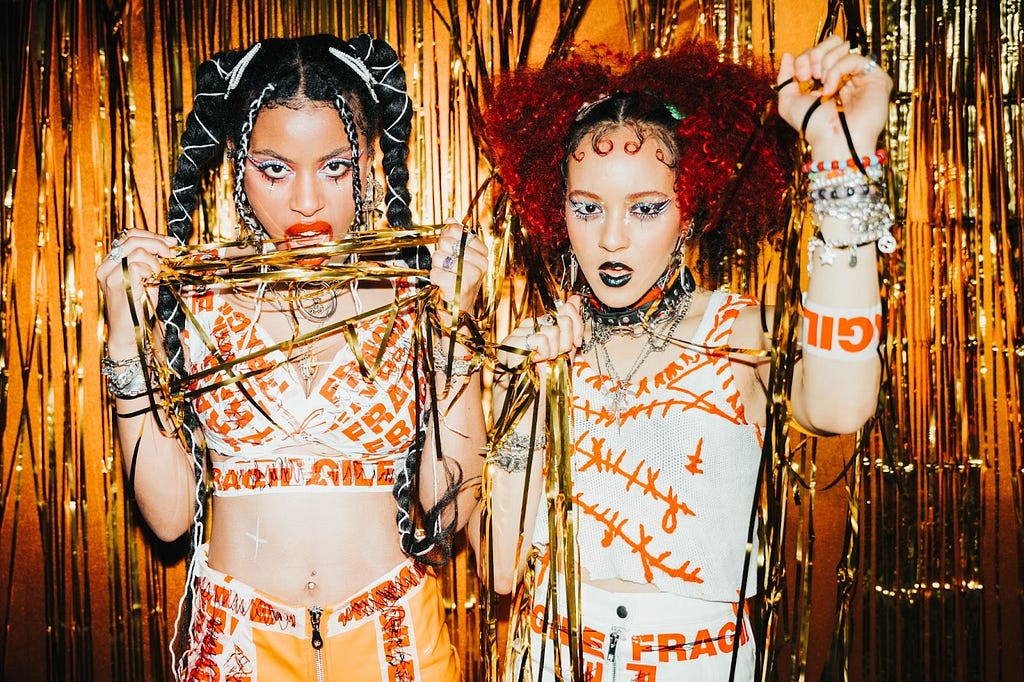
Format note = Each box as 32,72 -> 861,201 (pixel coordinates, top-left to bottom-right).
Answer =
808,139 -> 882,164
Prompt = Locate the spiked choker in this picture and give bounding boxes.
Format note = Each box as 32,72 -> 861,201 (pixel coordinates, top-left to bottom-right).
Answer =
583,265 -> 696,330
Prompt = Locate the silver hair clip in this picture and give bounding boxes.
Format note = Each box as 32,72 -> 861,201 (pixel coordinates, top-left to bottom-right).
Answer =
574,93 -> 612,121
225,43 -> 262,98
329,47 -> 380,102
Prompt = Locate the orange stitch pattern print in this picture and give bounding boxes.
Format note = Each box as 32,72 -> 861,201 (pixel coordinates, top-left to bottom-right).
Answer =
565,292 -> 765,601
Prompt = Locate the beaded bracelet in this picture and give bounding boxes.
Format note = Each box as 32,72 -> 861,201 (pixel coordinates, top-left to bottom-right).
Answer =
807,163 -> 884,188
811,193 -> 894,234
807,188 -> 897,272
807,182 -> 876,203
802,149 -> 888,175
101,353 -> 149,399
487,431 -> 546,474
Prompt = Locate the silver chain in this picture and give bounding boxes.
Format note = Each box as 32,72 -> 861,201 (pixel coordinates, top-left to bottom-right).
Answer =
592,289 -> 693,418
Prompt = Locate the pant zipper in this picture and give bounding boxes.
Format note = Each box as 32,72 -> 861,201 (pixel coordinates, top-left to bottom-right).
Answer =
309,607 -> 324,682
607,627 -> 623,682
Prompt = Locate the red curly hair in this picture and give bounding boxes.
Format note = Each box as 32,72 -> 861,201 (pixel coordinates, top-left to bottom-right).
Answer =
484,42 -> 796,279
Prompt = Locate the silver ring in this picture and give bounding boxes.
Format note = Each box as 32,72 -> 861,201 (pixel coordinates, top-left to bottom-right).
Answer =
107,244 -> 123,262
441,254 -> 455,271
525,334 -> 538,351
861,59 -> 878,75
464,231 -> 475,246
538,314 -> 556,327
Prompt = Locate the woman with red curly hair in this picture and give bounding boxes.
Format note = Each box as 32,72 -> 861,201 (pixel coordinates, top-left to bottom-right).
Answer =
478,35 -> 893,680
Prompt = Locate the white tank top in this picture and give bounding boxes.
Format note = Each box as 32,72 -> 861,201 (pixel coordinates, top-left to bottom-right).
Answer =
535,290 -> 764,601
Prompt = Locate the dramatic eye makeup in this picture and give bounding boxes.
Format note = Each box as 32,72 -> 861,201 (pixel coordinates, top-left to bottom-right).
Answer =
246,155 -> 290,180
568,197 -> 603,221
321,157 -> 356,179
245,152 -> 356,185
631,199 -> 671,221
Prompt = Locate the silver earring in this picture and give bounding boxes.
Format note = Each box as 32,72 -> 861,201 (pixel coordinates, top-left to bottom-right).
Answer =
561,249 -> 579,290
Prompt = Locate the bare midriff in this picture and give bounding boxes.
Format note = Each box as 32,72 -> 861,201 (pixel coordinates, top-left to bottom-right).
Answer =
207,487 -> 407,606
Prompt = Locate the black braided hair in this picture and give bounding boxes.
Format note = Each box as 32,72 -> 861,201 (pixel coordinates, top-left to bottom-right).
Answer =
337,36 -> 459,564
344,34 -> 414,229
162,34 -> 459,566
161,46 -> 248,672
343,37 -> 461,564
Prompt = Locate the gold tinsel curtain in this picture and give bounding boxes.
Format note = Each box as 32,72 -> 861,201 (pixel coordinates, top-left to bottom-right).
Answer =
1,1 -> 1021,681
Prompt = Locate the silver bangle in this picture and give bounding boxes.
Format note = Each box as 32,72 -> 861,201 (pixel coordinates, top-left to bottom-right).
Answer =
432,345 -> 478,377
101,353 -> 149,399
488,431 -> 546,474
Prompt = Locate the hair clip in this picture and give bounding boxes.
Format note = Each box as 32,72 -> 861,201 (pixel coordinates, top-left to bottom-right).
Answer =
663,103 -> 686,121
329,47 -> 380,102
225,43 -> 262,98
574,94 -> 613,121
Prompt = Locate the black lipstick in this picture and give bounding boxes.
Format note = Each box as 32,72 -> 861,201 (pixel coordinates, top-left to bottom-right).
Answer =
598,261 -> 632,288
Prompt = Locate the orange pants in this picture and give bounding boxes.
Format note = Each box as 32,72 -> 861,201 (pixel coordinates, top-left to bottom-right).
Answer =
181,547 -> 459,681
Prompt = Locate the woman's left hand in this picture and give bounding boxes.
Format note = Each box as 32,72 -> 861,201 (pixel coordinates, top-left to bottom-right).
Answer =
430,218 -> 488,308
777,34 -> 893,160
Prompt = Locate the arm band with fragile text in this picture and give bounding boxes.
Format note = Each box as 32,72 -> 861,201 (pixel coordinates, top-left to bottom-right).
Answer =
801,297 -> 882,361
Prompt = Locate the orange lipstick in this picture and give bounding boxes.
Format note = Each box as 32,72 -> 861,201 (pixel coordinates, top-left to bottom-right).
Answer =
285,221 -> 332,265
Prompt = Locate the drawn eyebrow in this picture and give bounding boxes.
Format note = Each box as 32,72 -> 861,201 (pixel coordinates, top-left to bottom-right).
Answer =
247,146 -> 353,164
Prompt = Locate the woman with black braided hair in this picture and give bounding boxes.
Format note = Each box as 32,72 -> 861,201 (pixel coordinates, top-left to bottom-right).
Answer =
96,34 -> 486,681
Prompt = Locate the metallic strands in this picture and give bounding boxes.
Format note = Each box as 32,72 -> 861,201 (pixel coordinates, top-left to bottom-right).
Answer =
3,1 -> 1024,681
851,0 -> 1024,679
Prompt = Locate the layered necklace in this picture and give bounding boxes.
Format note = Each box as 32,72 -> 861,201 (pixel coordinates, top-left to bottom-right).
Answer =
266,281 -> 344,393
582,265 -> 696,419
288,281 -> 340,322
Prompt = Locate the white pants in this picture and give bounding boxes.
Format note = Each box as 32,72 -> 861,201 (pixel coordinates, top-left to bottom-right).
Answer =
520,576 -> 755,682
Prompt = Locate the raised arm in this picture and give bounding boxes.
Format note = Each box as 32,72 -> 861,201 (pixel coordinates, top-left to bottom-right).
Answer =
776,36 -> 894,434
467,297 -> 583,594
417,222 -> 490,539
96,229 -> 199,540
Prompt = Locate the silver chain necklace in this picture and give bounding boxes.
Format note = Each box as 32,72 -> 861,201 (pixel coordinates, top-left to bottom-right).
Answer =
292,281 -> 339,322
593,288 -> 693,419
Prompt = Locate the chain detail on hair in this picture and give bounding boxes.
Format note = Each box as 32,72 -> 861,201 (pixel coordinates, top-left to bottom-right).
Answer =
233,82 -> 277,246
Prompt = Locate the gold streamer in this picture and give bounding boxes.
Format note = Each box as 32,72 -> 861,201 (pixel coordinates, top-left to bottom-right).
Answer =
4,1 -> 1024,680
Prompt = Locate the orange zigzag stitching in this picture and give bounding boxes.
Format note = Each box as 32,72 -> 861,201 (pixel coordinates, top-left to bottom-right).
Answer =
574,434 -> 697,530
575,497 -> 703,584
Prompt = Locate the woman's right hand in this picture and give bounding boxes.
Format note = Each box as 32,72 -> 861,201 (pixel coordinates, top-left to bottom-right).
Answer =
497,295 -> 585,370
96,229 -> 178,350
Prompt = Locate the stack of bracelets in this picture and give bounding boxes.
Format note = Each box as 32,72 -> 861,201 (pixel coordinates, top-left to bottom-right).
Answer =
804,149 -> 897,272
101,348 -> 151,400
